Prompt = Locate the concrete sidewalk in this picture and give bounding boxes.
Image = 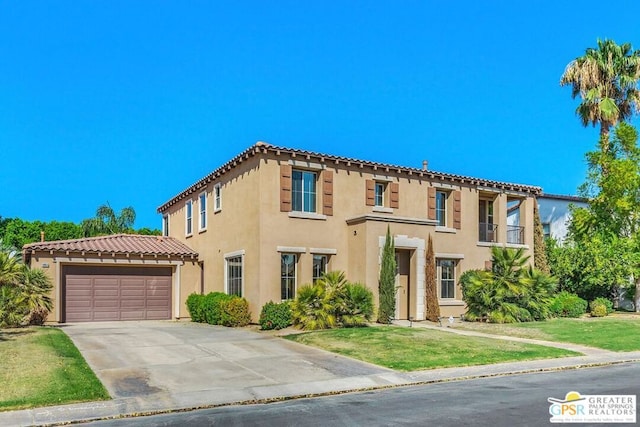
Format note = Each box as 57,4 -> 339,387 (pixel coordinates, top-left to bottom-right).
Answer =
2,322 -> 639,427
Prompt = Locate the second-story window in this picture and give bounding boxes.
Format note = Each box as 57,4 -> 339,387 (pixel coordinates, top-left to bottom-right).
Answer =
185,200 -> 193,236
374,183 -> 385,207
292,170 -> 317,213
162,215 -> 169,237
479,199 -> 495,242
436,191 -> 447,226
214,183 -> 222,212
199,192 -> 207,231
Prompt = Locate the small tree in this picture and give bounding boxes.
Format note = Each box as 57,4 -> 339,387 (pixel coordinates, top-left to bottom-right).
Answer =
424,235 -> 440,322
82,203 -> 136,237
533,200 -> 550,274
377,226 -> 396,323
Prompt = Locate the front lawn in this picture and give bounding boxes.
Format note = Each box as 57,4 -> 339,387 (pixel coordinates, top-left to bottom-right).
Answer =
0,327 -> 109,411
285,326 -> 579,371
455,314 -> 640,352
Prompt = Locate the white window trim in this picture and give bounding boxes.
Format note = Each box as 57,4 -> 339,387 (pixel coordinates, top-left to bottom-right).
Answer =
288,211 -> 327,220
437,258 -> 457,300
198,192 -> 207,233
374,182 -> 385,207
277,246 -> 306,253
281,253 -> 298,301
162,215 -> 169,237
185,200 -> 193,237
291,169 -> 318,214
214,183 -> 222,213
224,251 -> 245,297
309,247 -> 337,255
435,190 -> 448,227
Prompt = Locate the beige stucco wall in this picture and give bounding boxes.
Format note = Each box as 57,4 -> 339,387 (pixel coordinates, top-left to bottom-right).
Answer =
162,149 -> 537,321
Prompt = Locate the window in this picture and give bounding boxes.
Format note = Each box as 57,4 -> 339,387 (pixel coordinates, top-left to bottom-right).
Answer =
162,215 -> 169,237
374,182 -> 385,207
438,259 -> 456,299
214,183 -> 222,212
312,254 -> 328,282
292,170 -> 317,213
281,254 -> 297,300
478,199 -> 495,242
226,256 -> 243,296
542,223 -> 551,239
199,192 -> 207,231
185,200 -> 193,236
435,191 -> 447,227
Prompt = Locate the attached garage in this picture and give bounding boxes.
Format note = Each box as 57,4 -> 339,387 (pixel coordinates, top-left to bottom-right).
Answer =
23,234 -> 200,323
64,266 -> 172,322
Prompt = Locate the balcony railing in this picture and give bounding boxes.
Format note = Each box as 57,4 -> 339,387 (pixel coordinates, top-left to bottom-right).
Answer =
507,225 -> 525,245
479,223 -> 497,242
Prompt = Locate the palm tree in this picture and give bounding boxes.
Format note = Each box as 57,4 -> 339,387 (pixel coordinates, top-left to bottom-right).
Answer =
560,39 -> 640,151
82,203 -> 136,237
0,251 -> 22,287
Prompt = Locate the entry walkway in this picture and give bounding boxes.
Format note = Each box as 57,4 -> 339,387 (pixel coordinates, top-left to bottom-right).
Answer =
1,321 -> 639,426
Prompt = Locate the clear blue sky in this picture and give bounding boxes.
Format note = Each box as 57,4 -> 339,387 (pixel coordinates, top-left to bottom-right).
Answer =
2,1 -> 640,229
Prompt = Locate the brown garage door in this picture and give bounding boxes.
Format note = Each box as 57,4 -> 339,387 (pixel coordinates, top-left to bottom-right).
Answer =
63,266 -> 172,322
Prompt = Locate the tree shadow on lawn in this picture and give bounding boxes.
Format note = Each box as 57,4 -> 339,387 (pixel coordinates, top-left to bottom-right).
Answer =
0,327 -> 37,342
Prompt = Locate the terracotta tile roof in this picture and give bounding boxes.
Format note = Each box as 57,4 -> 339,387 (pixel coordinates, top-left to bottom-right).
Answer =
158,141 -> 543,212
23,234 -> 198,258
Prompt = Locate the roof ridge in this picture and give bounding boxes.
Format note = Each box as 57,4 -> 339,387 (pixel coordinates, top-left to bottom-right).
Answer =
23,233 -> 172,249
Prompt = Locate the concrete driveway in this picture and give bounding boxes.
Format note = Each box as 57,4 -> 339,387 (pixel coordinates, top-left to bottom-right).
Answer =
62,321 -> 391,409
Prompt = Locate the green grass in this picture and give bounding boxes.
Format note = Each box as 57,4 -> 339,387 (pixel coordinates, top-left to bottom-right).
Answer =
0,327 -> 109,411
285,326 -> 579,371
455,314 -> 640,352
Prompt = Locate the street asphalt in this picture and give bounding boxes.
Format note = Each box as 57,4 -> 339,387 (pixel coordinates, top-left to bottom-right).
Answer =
1,320 -> 639,426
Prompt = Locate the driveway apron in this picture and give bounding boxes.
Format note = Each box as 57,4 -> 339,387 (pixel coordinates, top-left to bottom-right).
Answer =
61,321 -> 389,402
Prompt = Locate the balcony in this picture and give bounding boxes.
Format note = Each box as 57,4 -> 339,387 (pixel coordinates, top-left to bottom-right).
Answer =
479,223 -> 497,242
507,225 -> 525,245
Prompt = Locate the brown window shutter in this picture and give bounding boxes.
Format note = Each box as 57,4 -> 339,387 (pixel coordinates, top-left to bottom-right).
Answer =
365,179 -> 375,206
280,164 -> 292,212
427,187 -> 436,220
452,190 -> 462,229
322,170 -> 333,216
390,182 -> 399,209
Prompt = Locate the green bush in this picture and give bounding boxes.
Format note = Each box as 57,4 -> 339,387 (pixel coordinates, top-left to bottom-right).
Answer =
292,271 -> 375,330
187,292 -> 250,326
461,247 -> 556,323
590,302 -> 608,317
186,293 -> 206,322
220,297 -> 251,327
341,282 -> 374,327
259,301 -> 292,330
590,297 -> 613,314
549,291 -> 587,318
203,292 -> 233,325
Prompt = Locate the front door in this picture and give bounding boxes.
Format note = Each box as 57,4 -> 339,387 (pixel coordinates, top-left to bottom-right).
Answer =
395,250 -> 411,320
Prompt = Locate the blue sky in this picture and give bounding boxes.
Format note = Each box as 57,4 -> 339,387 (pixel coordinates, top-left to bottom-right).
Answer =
2,1 -> 640,229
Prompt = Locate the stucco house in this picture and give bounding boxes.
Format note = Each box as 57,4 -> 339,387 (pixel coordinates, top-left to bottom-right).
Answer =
537,193 -> 588,242
25,142 -> 541,323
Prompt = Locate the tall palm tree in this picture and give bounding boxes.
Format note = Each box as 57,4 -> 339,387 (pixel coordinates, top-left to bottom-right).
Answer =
82,203 -> 136,237
560,39 -> 640,151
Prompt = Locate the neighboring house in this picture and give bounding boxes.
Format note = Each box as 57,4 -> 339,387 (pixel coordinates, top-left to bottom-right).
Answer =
537,193 -> 588,243
25,142 -> 541,322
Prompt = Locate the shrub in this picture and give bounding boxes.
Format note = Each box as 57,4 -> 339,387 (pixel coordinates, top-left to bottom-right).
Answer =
259,301 -> 292,330
549,291 -> 587,318
186,293 -> 206,323
292,283 -> 336,330
203,292 -> 234,325
590,302 -> 608,317
591,297 -> 613,314
220,297 -> 251,327
341,282 -> 374,327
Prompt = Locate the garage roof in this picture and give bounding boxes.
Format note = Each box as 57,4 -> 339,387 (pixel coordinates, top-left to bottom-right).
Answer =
23,234 -> 198,258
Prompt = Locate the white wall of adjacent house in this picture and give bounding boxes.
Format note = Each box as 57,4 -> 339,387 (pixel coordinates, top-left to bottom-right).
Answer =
537,197 -> 588,243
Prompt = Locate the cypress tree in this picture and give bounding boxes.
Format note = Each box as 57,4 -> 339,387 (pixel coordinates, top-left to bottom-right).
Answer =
533,200 -> 550,274
424,234 -> 440,322
377,226 -> 396,323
